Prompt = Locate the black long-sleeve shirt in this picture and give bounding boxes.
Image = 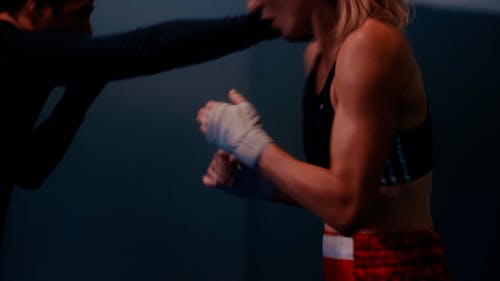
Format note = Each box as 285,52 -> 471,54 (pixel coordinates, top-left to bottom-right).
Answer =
0,14 -> 276,242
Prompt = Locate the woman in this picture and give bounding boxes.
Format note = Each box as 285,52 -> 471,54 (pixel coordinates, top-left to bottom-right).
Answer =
196,0 -> 451,280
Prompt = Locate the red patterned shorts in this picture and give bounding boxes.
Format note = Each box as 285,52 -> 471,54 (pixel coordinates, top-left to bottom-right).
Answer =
322,230 -> 451,281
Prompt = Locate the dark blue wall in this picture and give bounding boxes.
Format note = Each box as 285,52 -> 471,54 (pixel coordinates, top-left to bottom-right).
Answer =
2,2 -> 499,281
407,6 -> 500,281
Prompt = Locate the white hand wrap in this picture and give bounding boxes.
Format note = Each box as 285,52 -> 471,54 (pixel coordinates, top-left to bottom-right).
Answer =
206,101 -> 272,168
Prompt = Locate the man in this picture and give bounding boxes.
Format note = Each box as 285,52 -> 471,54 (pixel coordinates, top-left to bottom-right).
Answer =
0,0 -> 276,248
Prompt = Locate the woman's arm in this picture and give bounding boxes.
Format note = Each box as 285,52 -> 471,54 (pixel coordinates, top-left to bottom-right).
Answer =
199,23 -> 413,235
258,25 -> 413,235
202,150 -> 299,206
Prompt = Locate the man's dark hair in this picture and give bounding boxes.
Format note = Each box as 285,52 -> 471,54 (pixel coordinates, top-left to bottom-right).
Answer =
0,0 -> 68,13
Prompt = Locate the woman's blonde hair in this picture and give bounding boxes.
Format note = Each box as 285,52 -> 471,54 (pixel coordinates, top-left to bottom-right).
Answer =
335,0 -> 410,40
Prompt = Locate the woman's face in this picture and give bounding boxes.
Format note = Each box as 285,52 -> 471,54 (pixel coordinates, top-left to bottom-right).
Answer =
249,0 -> 313,41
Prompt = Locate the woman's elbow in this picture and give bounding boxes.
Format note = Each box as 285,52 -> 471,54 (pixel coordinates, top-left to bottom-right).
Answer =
323,198 -> 364,237
329,212 -> 359,237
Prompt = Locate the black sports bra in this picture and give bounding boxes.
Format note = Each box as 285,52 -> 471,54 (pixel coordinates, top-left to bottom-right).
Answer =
303,59 -> 433,185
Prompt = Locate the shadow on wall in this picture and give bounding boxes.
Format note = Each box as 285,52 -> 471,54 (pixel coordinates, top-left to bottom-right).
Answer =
407,5 -> 500,281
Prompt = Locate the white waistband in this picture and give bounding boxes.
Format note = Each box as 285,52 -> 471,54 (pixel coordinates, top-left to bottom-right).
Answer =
322,234 -> 354,260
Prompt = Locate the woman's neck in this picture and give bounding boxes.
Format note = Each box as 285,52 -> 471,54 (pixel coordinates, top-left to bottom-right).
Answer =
311,3 -> 341,65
